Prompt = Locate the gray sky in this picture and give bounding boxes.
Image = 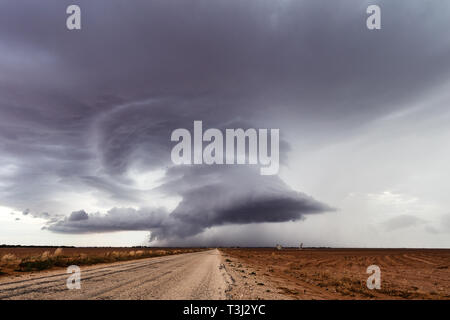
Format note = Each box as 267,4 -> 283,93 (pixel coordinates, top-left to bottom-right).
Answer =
0,0 -> 449,247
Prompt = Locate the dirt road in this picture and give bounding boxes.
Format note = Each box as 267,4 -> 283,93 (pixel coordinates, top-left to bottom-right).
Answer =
0,249 -> 231,300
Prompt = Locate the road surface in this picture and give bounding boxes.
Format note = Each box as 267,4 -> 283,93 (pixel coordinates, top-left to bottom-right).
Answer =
0,249 -> 231,300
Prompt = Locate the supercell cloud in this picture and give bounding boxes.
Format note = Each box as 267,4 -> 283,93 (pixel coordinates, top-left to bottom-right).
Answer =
48,165 -> 334,241
0,0 -> 449,246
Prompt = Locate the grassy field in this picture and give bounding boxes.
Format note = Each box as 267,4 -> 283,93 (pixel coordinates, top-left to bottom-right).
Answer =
0,246 -> 206,276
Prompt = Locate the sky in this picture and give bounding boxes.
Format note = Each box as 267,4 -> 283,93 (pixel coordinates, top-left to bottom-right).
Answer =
0,0 -> 449,247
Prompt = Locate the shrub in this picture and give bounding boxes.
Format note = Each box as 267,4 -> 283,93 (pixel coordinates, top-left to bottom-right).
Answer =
18,259 -> 55,272
1,253 -> 18,263
41,251 -> 51,260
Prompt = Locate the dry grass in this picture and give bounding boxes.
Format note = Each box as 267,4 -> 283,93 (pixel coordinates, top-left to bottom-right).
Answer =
1,253 -> 20,267
0,247 -> 206,276
53,248 -> 63,257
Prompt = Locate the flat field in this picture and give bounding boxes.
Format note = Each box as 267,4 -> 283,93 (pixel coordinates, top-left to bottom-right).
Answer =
221,248 -> 450,300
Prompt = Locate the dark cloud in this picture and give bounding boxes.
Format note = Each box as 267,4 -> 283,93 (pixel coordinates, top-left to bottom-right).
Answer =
152,165 -> 333,241
0,1 -> 449,244
21,208 -> 57,220
48,207 -> 168,233
68,210 -> 89,221
47,165 -> 333,240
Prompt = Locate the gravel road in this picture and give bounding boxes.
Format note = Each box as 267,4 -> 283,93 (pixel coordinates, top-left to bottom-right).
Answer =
0,249 -> 231,300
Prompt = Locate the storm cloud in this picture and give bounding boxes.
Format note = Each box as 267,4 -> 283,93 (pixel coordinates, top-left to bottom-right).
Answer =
0,0 -> 449,246
47,165 -> 333,240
